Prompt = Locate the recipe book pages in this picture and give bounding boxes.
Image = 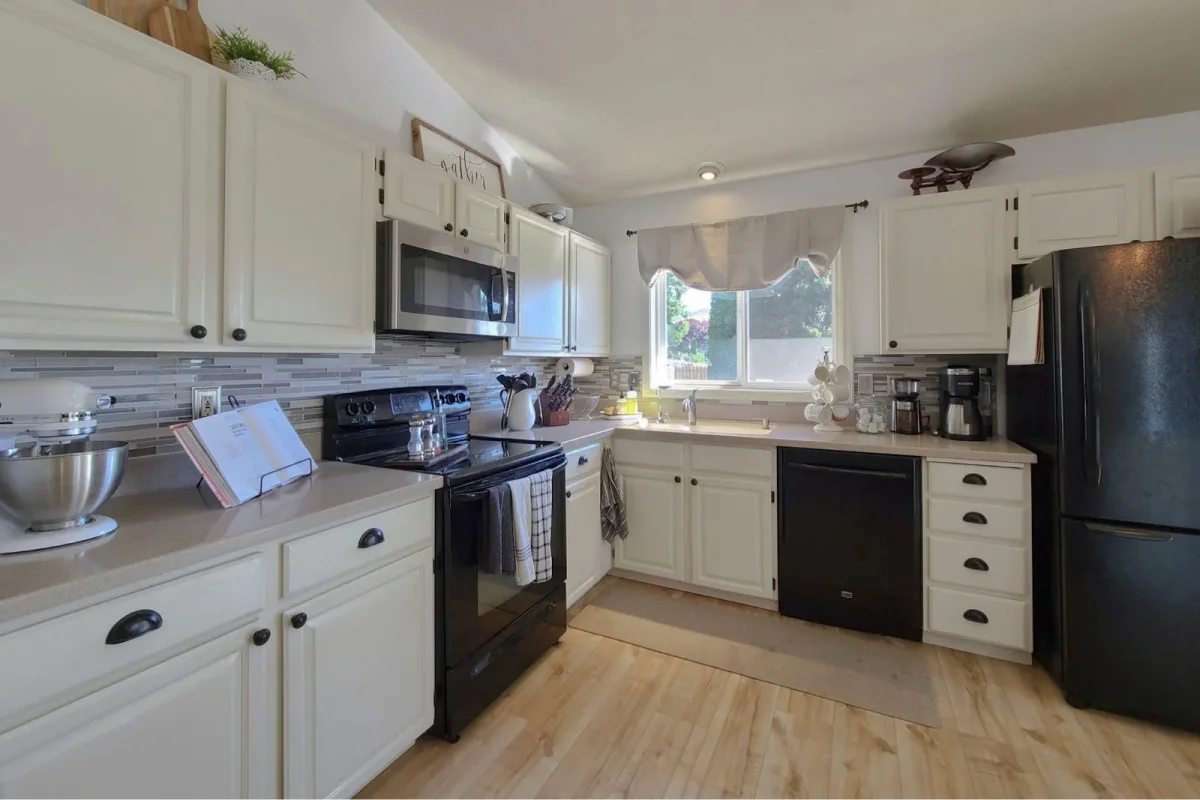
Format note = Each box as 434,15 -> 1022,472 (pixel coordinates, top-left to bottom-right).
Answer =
172,401 -> 316,507
1007,288 -> 1044,366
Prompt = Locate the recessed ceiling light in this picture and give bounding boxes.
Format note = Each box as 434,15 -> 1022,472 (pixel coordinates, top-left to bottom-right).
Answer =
696,162 -> 724,181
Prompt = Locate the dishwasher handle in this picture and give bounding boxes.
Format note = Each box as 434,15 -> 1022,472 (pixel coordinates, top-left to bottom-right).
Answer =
788,462 -> 910,480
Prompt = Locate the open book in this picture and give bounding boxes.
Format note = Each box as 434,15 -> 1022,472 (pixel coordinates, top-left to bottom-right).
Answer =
172,401 -> 317,508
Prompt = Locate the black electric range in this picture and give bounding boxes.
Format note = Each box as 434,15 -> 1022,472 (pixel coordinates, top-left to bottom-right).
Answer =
322,386 -> 567,742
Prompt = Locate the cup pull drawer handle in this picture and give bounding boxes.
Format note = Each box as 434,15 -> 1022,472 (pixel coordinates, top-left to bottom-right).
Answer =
964,557 -> 990,571
358,528 -> 385,548
962,473 -> 987,486
962,512 -> 988,525
106,609 -> 163,645
963,609 -> 989,624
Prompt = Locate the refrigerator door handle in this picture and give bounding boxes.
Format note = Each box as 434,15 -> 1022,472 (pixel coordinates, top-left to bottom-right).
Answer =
1083,522 -> 1173,542
1079,282 -> 1102,487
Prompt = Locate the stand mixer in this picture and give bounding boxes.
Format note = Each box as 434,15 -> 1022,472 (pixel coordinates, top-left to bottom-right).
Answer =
0,379 -> 128,554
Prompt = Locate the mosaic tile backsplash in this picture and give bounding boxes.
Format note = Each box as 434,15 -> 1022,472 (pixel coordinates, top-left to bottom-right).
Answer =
852,354 -> 1001,425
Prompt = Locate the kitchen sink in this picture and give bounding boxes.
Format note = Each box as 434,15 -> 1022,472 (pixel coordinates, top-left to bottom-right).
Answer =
639,420 -> 774,435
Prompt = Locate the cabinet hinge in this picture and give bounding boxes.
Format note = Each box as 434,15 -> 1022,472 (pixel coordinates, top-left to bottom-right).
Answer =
1013,235 -> 1018,250
505,212 -> 510,224
379,188 -> 385,205
1005,198 -> 1009,212
771,490 -> 775,503
379,159 -> 386,177
432,553 -> 441,573
1013,196 -> 1019,211
772,578 -> 776,591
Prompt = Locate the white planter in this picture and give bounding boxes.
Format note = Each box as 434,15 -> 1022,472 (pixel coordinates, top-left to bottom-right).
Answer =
229,58 -> 277,84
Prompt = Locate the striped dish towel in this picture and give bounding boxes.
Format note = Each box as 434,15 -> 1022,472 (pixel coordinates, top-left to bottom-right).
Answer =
529,469 -> 554,583
510,475 -> 535,586
600,446 -> 628,542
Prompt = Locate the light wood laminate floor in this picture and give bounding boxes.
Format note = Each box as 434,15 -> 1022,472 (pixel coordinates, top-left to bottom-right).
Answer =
361,577 -> 1200,798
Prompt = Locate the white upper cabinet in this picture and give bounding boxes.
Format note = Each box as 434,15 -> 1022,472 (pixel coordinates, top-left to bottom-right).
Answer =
224,84 -> 377,352
1016,171 -> 1153,260
688,474 -> 775,600
382,151 -> 455,233
508,206 -> 569,353
569,233 -> 612,357
1154,161 -> 1200,239
284,549 -> 434,800
881,188 -> 1010,354
455,183 -> 509,252
0,0 -> 220,350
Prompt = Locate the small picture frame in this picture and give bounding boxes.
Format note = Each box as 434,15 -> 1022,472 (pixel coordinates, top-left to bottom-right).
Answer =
411,117 -> 506,198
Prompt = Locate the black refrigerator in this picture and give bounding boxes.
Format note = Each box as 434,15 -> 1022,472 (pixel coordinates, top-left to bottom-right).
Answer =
1008,239 -> 1200,732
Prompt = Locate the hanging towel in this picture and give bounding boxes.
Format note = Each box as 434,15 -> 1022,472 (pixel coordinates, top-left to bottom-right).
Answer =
480,485 -> 513,575
529,469 -> 555,583
600,447 -> 628,542
509,475 -> 535,586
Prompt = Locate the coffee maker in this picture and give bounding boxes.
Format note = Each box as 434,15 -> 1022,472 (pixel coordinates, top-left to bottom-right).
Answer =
889,378 -> 923,435
938,366 -> 988,441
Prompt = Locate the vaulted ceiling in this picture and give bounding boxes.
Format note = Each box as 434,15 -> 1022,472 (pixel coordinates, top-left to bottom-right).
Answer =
370,0 -> 1200,206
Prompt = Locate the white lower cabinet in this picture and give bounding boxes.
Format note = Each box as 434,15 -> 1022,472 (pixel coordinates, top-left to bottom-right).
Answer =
614,440 -> 776,599
0,624 -> 272,799
566,472 -> 607,607
284,548 -> 434,799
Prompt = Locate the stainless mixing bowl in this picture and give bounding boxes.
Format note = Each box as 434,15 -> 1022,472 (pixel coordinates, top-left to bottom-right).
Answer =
0,441 -> 129,531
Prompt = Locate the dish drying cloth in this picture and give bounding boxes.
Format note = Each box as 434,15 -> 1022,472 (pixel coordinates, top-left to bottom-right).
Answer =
600,447 -> 628,542
509,475 -> 535,585
529,469 -> 555,583
481,485 -> 515,575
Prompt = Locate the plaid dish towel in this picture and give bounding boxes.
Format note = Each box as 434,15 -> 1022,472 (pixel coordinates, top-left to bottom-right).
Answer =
529,469 -> 554,583
600,446 -> 628,542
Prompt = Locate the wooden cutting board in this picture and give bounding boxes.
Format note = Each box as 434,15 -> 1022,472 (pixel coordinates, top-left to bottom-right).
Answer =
147,0 -> 212,64
87,0 -> 165,34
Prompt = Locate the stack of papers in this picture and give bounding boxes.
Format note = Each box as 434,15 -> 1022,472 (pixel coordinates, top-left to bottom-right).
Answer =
172,401 -> 317,508
1008,288 -> 1045,366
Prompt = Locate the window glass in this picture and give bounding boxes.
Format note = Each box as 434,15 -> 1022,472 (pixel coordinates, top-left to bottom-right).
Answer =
746,263 -> 833,384
664,272 -> 738,382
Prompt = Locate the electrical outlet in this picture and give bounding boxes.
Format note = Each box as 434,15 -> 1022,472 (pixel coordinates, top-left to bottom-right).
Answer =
192,386 -> 222,419
857,373 -> 874,396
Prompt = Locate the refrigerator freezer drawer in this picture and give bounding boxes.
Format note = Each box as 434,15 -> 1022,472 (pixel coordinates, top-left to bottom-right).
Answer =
928,586 -> 1029,650
928,498 -> 1025,543
928,461 -> 1025,503
928,535 -> 1027,596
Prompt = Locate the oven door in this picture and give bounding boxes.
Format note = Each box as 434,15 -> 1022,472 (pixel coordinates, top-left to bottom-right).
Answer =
377,220 -> 516,337
442,453 -> 567,668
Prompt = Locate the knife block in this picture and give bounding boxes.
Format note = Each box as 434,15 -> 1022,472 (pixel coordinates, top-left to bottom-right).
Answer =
539,396 -> 570,427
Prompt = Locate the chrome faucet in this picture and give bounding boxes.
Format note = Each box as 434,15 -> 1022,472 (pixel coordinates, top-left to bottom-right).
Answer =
655,405 -> 671,424
682,389 -> 698,426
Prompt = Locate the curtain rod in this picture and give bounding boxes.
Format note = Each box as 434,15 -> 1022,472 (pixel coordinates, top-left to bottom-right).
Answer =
625,199 -> 869,236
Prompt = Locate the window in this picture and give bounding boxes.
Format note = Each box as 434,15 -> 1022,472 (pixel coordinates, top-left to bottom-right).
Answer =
651,260 -> 839,391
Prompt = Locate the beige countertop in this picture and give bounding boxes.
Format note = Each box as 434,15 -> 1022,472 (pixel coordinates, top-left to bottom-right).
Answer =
0,461 -> 441,626
475,418 -> 1036,464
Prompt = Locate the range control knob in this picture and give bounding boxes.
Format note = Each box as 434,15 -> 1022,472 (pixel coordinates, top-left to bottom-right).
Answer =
361,400 -> 376,414
455,392 -> 468,403
346,401 -> 360,416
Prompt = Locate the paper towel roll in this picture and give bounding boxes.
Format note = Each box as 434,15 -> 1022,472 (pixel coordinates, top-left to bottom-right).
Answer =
556,357 -> 595,377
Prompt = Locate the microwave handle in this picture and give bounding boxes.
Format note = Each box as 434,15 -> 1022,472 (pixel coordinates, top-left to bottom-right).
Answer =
499,270 -> 511,323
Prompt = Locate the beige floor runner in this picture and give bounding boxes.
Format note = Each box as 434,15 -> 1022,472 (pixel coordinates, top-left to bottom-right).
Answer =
570,579 -> 940,727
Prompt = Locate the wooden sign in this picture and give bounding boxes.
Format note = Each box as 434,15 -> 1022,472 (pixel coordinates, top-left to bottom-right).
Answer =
412,117 -> 506,198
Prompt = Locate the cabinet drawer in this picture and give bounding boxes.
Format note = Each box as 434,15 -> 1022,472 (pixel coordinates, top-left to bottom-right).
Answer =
928,586 -> 1028,650
689,444 -> 773,478
928,535 -> 1026,596
612,438 -> 684,469
565,443 -> 603,483
927,461 -> 1025,502
283,496 -> 434,597
0,555 -> 263,722
928,497 -> 1025,543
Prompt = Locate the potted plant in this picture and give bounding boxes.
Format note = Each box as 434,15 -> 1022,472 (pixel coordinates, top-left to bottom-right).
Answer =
212,26 -> 304,84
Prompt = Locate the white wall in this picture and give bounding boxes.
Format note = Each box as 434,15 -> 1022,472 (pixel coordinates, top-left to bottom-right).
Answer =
575,110 -> 1200,357
74,0 -> 563,208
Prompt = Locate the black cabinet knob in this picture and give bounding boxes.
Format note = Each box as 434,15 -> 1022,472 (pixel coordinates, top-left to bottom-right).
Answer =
190,324 -> 208,339
962,511 -> 988,525
963,608 -> 989,624
291,612 -> 308,629
963,557 -> 990,572
565,490 -> 572,499
460,228 -> 468,236
444,223 -> 453,232
578,456 -> 589,465
962,473 -> 987,486
674,476 -> 681,483
252,628 -> 271,646
232,328 -> 248,342
105,609 -> 163,645
357,528 -> 385,548
888,340 -> 898,349
690,478 -> 698,486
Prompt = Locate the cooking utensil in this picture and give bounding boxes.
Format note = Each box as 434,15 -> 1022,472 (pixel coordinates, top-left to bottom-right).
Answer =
87,0 -> 165,33
0,441 -> 129,531
148,0 -> 212,63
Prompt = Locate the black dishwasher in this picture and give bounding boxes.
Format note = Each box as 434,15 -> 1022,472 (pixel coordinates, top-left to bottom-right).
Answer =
777,448 -> 922,641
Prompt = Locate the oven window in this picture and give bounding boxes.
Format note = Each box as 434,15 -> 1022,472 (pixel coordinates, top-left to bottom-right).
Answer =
400,244 -> 500,321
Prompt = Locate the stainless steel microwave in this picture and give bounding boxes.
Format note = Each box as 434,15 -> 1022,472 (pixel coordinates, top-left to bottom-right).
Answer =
376,220 -> 517,339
